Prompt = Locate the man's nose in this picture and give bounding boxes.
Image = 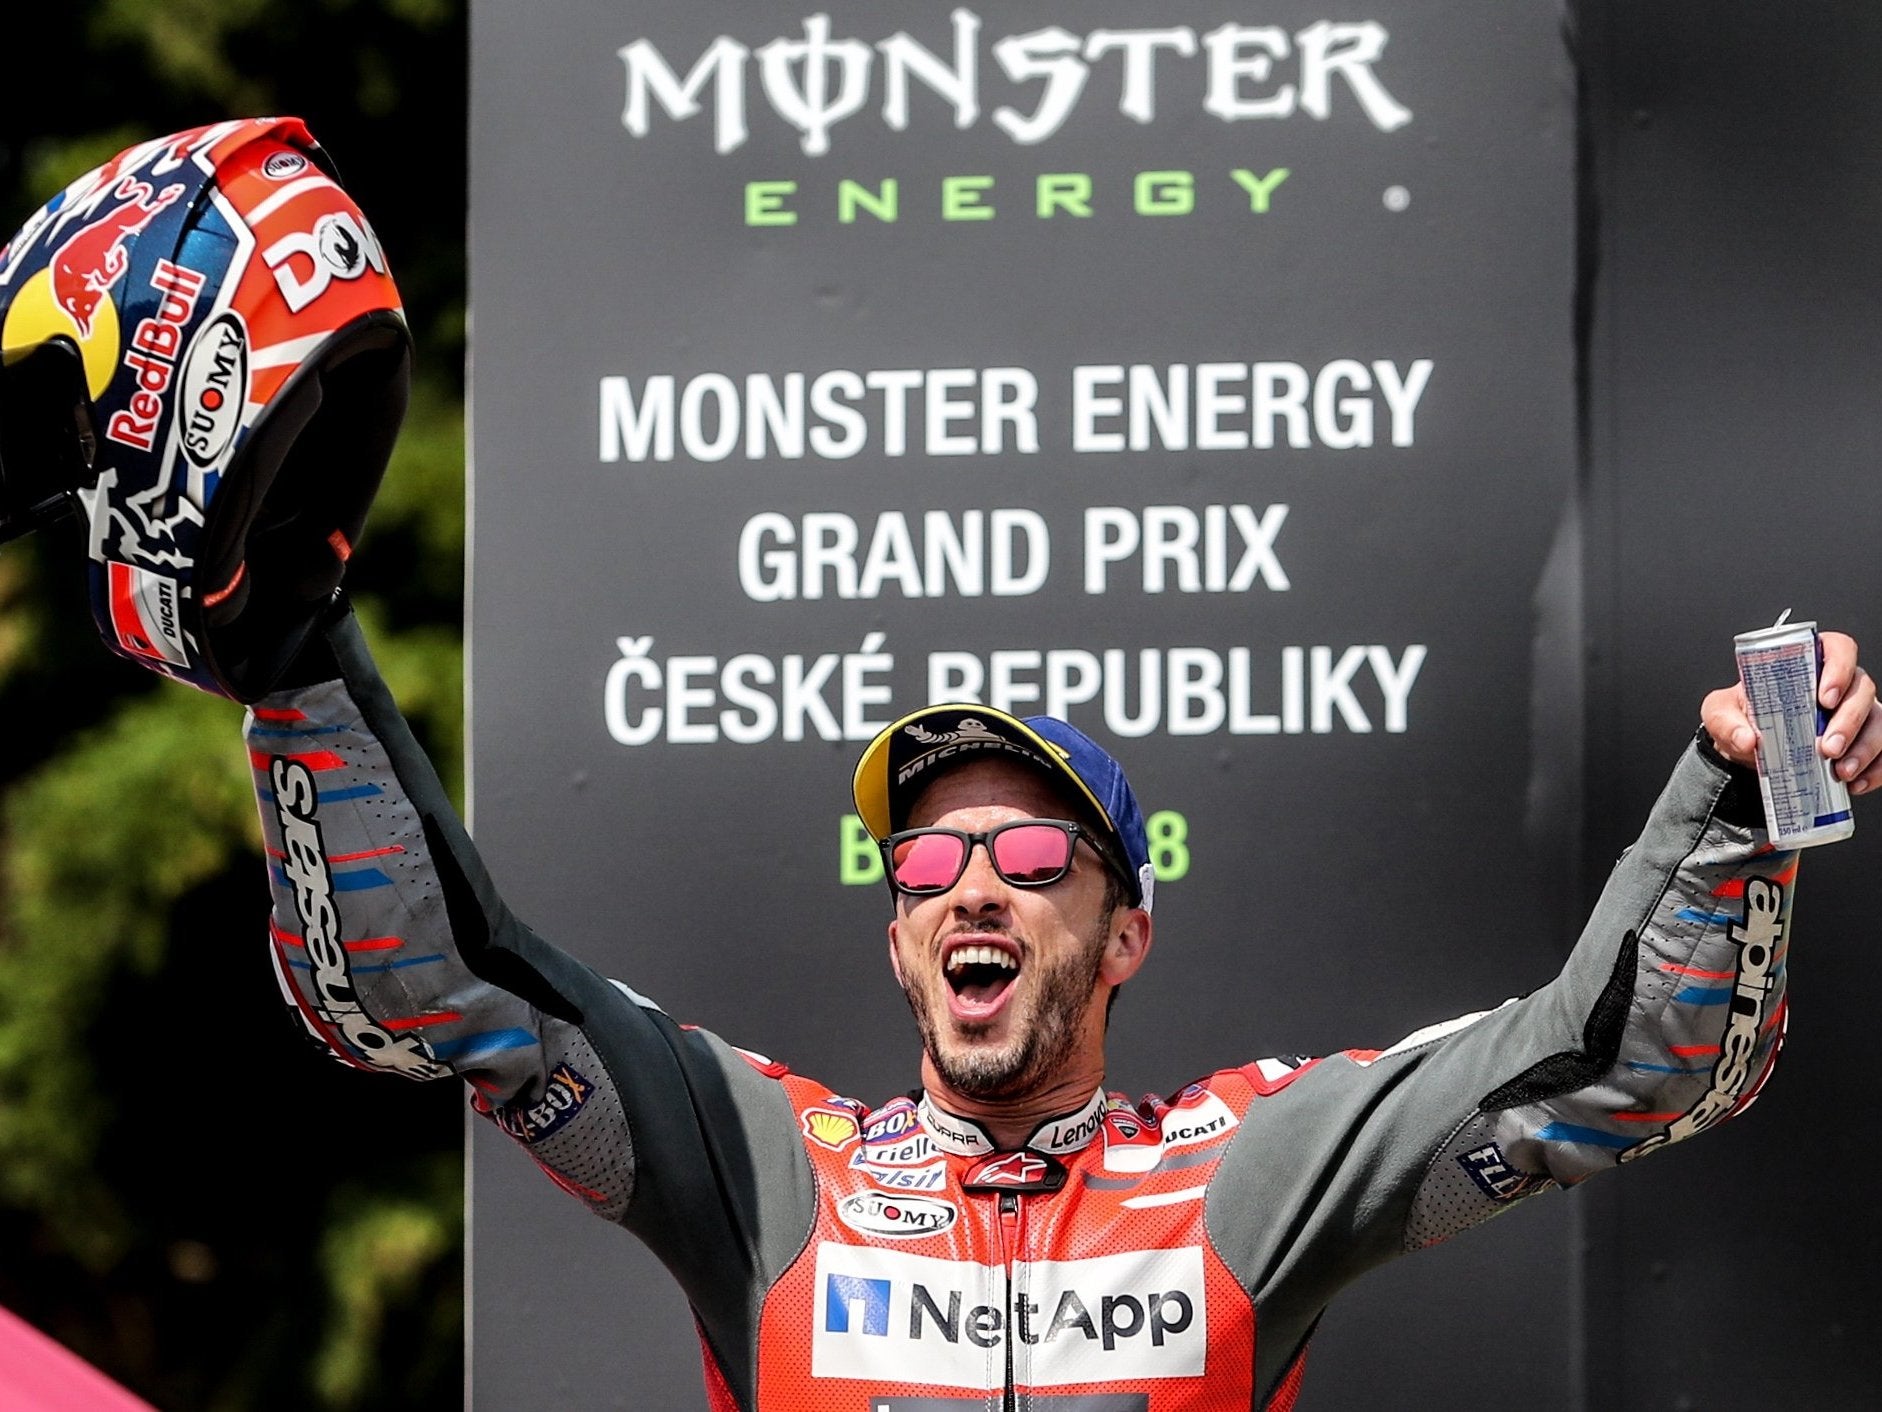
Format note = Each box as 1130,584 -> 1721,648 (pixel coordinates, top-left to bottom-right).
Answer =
950,840 -> 1012,913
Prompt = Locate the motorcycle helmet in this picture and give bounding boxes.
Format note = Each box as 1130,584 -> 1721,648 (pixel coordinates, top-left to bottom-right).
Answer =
0,116 -> 411,700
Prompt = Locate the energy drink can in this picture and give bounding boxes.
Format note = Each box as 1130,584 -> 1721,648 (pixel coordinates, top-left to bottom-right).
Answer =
1733,617 -> 1855,848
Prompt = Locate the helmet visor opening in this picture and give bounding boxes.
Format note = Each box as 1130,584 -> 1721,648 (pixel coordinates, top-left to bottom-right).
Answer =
197,311 -> 411,698
0,338 -> 98,546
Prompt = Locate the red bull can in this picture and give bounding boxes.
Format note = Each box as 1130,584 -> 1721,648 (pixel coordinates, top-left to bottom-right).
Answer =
1733,617 -> 1855,848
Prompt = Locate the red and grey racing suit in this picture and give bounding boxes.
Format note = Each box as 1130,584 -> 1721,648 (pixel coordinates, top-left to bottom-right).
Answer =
255,609 -> 1792,1411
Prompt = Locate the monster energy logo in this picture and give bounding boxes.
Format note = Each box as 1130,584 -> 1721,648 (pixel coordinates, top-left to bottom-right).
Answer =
619,11 -> 1412,156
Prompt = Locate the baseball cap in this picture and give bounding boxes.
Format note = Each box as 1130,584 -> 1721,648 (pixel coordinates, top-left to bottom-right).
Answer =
852,704 -> 1154,911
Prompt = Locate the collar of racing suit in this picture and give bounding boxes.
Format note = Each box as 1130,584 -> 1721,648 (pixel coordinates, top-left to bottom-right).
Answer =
917,1086 -> 1110,1157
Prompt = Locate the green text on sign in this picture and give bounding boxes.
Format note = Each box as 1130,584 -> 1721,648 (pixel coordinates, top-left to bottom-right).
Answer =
840,811 -> 1190,886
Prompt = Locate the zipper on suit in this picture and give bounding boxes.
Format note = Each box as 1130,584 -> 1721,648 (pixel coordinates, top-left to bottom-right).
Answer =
998,1191 -> 1020,1412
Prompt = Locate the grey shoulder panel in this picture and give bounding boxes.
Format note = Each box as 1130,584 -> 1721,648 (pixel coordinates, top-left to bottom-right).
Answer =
1209,741 -> 1788,1405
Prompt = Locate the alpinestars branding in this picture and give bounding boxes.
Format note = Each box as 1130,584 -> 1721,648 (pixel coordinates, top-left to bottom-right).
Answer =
272,757 -> 446,1079
1622,876 -> 1784,1160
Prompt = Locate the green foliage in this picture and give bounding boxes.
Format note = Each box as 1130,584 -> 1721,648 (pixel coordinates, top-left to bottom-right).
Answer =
314,1155 -> 463,1409
91,0 -> 277,109
0,686 -> 251,1265
0,1 -> 468,1405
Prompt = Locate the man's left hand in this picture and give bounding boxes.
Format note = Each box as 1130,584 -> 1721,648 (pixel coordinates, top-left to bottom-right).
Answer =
1701,630 -> 1882,795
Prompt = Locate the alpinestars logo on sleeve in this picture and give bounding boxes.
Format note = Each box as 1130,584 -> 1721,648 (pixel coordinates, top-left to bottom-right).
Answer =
1621,876 -> 1784,1161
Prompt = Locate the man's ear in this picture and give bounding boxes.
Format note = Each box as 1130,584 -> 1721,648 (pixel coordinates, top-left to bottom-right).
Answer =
886,918 -> 905,988
1100,908 -> 1152,987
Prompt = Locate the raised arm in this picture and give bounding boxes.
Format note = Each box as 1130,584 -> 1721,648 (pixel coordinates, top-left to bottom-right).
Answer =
252,599 -> 815,1407
1213,634 -> 1880,1401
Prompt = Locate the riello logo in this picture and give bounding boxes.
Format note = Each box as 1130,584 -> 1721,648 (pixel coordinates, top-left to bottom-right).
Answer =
618,9 -> 1413,156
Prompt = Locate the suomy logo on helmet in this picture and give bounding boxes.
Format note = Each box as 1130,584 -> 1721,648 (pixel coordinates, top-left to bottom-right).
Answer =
179,312 -> 249,470
261,151 -> 309,180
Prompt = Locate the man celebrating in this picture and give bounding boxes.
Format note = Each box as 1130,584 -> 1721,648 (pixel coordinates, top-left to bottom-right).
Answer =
5,120 -> 1878,1411
241,597 -> 1873,1411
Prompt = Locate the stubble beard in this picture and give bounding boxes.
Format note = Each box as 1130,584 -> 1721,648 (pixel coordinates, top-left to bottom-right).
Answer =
903,916 -> 1110,1102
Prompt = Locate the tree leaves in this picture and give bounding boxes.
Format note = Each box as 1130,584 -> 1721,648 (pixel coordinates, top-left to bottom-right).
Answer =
0,2 -> 468,1404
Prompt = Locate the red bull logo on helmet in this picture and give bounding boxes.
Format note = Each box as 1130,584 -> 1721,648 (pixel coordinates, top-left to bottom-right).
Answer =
105,258 -> 210,454
48,176 -> 185,340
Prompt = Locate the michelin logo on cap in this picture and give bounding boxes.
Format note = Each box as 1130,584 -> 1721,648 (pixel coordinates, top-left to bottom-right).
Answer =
894,717 -> 1047,788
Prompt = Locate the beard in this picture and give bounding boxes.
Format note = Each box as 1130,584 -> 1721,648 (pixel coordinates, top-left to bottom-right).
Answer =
901,916 -> 1110,1101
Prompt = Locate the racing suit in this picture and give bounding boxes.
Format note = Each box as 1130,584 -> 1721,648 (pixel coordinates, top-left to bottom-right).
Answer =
256,608 -> 1792,1411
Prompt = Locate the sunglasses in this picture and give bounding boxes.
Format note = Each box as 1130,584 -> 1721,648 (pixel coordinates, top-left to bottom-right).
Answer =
883,819 -> 1117,897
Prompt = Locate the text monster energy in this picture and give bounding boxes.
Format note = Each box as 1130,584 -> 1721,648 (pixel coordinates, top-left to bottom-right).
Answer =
619,12 -> 1413,156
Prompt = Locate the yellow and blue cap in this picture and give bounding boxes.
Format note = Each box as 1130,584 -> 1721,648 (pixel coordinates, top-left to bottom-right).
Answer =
852,703 -> 1154,911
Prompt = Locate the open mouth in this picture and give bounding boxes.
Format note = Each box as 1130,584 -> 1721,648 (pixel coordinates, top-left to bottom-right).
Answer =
944,942 -> 1019,1019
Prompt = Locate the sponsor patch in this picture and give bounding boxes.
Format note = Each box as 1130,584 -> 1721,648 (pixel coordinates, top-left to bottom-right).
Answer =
864,1098 -> 921,1144
177,310 -> 248,470
1032,1091 -> 1109,1155
812,1242 -> 1205,1386
106,560 -> 190,665
836,1192 -> 959,1240
917,1097 -> 992,1155
802,1106 -> 862,1150
963,1150 -> 1067,1193
1159,1090 -> 1239,1153
851,1159 -> 949,1192
491,1064 -> 595,1145
853,1131 -> 941,1168
1456,1142 -> 1552,1202
1101,1107 -> 1165,1174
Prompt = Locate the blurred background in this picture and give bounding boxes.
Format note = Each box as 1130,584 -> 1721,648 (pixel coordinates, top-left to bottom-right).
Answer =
0,2 -> 468,1408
